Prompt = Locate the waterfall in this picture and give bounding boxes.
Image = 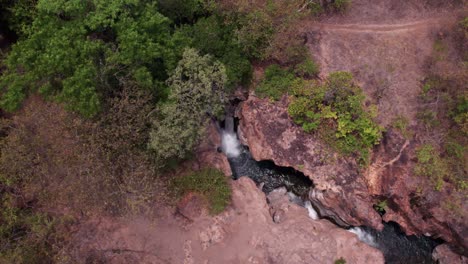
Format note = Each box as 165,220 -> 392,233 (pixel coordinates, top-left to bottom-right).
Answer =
225,116 -> 235,134
221,115 -> 241,158
348,227 -> 377,247
221,131 -> 241,158
305,201 -> 319,220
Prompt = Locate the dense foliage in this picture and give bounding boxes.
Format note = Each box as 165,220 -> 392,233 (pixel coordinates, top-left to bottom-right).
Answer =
175,15 -> 252,88
149,48 -> 227,165
171,168 -> 231,214
288,72 -> 383,165
0,0 -> 184,117
256,65 -> 296,100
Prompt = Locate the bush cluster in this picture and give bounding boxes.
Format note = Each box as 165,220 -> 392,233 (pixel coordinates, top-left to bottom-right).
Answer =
288,72 -> 383,166
255,58 -> 320,101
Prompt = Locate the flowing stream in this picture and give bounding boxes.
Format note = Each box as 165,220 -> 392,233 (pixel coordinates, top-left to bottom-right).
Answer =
219,117 -> 441,263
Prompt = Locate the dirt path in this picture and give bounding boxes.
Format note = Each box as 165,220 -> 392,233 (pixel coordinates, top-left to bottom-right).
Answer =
309,17 -> 455,34
303,12 -> 460,127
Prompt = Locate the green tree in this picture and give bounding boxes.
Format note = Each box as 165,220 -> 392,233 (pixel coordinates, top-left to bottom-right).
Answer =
0,0 -> 178,117
149,48 -> 227,165
176,15 -> 251,88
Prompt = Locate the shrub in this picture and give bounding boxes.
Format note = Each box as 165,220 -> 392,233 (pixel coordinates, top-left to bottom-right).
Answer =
288,72 -> 383,166
294,57 -> 320,78
414,144 -> 449,191
330,0 -> 351,12
256,64 -> 296,100
171,168 -> 231,214
391,115 -> 412,139
373,200 -> 388,213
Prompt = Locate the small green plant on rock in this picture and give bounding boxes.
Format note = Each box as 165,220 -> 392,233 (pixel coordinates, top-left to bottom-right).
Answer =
171,168 -> 231,214
392,115 -> 412,139
335,257 -> 347,264
373,200 -> 388,213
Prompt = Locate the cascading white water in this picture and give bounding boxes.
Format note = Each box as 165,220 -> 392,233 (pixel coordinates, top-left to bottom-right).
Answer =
221,131 -> 241,158
348,227 -> 377,247
304,201 -> 319,220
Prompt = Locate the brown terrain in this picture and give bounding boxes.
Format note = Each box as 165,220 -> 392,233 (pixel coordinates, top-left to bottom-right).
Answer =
63,0 -> 468,262
1,0 -> 466,263
239,0 -> 467,259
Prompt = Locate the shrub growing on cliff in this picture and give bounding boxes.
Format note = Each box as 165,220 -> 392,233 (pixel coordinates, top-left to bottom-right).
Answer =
171,168 -> 231,214
288,72 -> 383,165
256,64 -> 295,100
149,48 -> 227,165
414,144 -> 448,191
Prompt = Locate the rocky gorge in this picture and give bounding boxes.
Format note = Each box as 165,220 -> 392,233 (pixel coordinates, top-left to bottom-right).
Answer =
231,94 -> 467,262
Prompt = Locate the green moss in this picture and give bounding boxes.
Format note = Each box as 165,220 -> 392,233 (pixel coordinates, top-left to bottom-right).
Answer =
171,168 -> 231,214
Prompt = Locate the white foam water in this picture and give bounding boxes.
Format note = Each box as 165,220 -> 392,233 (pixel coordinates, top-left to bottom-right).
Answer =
304,201 -> 319,220
221,131 -> 241,158
348,227 -> 377,247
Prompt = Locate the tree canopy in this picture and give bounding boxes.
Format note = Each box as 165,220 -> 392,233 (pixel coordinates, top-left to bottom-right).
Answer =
149,48 -> 227,165
0,0 -> 179,116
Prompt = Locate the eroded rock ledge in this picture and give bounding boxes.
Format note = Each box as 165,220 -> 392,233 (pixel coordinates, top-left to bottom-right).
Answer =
237,96 -> 382,230
237,96 -> 468,252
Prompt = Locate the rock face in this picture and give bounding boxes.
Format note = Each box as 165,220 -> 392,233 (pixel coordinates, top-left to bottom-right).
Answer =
176,192 -> 208,221
196,122 -> 232,176
223,177 -> 385,264
238,96 -> 382,230
432,244 -> 468,264
368,129 -> 468,250
73,177 -> 384,264
238,96 -> 468,252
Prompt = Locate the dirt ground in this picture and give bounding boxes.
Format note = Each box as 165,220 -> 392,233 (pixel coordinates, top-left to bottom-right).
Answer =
9,0 -> 465,262
303,0 -> 465,127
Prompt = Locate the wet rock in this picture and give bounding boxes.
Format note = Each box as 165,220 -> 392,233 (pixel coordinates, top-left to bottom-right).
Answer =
196,122 -> 232,176
432,244 -> 468,264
